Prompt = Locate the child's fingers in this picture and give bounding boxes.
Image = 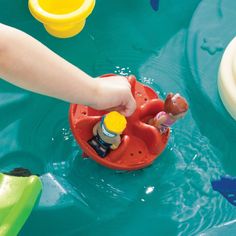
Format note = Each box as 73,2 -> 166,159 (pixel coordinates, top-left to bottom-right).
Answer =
124,95 -> 136,117
105,105 -> 126,114
109,96 -> 136,117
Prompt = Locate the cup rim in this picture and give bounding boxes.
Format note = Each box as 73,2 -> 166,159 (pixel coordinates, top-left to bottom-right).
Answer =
29,0 -> 95,24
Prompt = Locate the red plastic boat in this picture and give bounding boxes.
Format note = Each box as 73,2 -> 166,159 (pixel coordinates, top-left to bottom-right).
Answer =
69,75 -> 169,170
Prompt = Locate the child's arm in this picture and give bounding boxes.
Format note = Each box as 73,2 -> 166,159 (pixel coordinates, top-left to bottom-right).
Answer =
0,24 -> 136,116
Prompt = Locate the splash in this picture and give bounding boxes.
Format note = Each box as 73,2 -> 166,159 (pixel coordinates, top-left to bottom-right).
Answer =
114,66 -> 132,76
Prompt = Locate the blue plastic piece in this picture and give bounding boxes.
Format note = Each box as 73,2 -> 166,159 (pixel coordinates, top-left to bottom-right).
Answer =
150,0 -> 159,11
212,176 -> 236,206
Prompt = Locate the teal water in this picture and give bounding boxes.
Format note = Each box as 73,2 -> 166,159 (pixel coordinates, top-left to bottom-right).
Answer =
1,0 -> 236,235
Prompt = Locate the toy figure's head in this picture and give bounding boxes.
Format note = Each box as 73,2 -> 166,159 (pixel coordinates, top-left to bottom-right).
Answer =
164,93 -> 189,118
102,111 -> 127,137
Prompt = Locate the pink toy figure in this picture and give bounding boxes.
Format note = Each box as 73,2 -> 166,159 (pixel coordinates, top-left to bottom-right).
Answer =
148,93 -> 189,134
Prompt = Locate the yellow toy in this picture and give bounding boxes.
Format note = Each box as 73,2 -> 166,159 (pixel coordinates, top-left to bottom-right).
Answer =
103,111 -> 127,135
89,111 -> 127,158
28,0 -> 96,38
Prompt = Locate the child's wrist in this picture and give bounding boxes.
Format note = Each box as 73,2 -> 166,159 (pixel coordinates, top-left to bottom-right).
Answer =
89,78 -> 105,109
85,78 -> 100,108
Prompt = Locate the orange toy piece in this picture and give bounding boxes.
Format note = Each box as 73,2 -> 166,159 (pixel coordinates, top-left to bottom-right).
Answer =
69,75 -> 170,170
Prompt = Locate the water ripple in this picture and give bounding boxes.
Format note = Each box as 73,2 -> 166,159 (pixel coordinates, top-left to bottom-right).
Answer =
156,126 -> 236,235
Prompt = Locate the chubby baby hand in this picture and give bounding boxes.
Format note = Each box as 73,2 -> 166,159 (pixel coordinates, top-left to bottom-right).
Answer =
92,75 -> 136,117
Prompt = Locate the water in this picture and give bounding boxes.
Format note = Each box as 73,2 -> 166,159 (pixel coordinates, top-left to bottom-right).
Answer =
0,0 -> 236,235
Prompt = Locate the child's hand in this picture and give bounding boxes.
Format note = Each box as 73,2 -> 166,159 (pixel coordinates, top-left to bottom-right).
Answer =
93,75 -> 136,117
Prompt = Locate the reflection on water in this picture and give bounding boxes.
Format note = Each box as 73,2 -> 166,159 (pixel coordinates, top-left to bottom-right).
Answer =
165,128 -> 235,236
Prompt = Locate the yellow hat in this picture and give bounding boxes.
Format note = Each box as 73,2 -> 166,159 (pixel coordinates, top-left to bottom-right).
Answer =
103,111 -> 127,134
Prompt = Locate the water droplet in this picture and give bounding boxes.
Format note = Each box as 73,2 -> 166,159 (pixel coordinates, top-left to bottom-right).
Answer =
145,186 -> 155,194
89,34 -> 95,41
113,66 -> 132,76
140,76 -> 154,85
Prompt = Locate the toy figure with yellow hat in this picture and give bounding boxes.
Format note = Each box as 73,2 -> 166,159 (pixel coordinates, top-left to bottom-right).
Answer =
88,111 -> 127,158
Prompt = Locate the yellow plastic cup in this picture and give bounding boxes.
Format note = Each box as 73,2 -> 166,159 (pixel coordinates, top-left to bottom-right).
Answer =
28,0 -> 96,38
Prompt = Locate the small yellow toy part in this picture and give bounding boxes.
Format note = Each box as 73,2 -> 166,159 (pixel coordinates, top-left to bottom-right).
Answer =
28,0 -> 96,38
104,112 -> 127,134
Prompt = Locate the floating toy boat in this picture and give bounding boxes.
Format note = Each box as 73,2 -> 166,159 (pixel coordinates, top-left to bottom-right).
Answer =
28,0 -> 95,38
70,75 -> 169,171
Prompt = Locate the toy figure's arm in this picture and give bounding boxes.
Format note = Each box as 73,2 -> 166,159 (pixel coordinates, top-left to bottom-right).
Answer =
156,115 -> 167,127
110,136 -> 121,150
149,115 -> 167,128
0,23 -> 136,116
92,122 -> 99,136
